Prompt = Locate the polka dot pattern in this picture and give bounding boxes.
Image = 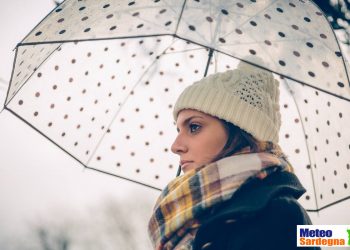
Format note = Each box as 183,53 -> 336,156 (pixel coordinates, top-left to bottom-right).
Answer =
6,44 -> 60,105
23,1 -> 180,43
8,36 -> 209,189
7,0 -> 349,106
5,0 -> 350,211
285,81 -> 350,210
178,0 -> 350,98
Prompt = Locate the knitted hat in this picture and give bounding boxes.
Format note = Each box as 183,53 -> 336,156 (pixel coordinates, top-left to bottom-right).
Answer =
173,59 -> 281,143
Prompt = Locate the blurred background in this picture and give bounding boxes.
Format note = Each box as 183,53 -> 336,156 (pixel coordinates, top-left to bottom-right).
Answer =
0,0 -> 349,249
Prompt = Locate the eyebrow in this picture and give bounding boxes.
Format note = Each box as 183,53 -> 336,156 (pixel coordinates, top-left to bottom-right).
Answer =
176,115 -> 204,132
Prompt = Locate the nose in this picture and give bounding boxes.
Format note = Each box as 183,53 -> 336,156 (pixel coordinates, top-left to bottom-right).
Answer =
171,134 -> 187,155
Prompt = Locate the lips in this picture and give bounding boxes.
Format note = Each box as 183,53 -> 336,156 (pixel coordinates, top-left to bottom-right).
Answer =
180,161 -> 194,171
180,160 -> 193,166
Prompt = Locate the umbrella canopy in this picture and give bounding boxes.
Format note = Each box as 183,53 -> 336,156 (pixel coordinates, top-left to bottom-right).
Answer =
3,0 -> 350,212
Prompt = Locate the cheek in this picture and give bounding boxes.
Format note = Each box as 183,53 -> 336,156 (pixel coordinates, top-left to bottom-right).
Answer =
208,133 -> 227,154
196,129 -> 227,161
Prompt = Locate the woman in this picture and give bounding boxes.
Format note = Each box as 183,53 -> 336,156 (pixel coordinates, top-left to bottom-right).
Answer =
148,59 -> 319,250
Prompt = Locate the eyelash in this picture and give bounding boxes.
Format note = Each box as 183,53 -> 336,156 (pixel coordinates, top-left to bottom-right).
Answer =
189,123 -> 201,133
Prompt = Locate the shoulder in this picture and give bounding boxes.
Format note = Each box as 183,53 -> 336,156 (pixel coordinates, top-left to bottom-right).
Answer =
264,195 -> 312,225
256,196 -> 311,247
193,196 -> 317,250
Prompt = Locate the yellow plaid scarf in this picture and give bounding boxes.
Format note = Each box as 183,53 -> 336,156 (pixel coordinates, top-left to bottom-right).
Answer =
148,142 -> 294,250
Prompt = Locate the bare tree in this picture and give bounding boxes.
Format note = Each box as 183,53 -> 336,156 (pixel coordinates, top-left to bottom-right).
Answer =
4,196 -> 154,250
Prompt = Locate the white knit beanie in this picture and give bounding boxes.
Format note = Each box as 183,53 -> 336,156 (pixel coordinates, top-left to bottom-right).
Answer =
173,59 -> 281,143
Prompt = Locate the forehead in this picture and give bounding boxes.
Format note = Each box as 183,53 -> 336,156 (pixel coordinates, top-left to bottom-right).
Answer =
176,109 -> 213,124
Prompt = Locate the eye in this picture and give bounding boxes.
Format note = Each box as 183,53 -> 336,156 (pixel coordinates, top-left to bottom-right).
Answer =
189,123 -> 201,133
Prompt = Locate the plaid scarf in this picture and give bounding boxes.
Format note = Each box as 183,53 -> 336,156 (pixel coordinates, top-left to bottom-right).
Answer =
148,142 -> 294,250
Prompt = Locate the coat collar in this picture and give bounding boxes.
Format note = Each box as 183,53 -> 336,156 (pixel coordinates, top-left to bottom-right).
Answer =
202,171 -> 306,223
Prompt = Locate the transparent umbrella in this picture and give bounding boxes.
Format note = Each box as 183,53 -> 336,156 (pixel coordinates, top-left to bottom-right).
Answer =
3,0 -> 350,212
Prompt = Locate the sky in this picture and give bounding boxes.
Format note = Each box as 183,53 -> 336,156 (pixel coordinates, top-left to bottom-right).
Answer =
0,0 -> 350,249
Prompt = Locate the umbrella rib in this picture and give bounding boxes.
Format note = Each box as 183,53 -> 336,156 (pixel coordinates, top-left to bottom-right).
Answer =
161,47 -> 208,55
175,0 -> 225,44
118,3 -> 182,34
3,48 -> 19,108
218,1 -> 340,57
210,1 -> 224,46
21,2 -> 179,46
4,44 -> 62,107
174,0 -> 186,34
204,48 -> 214,77
4,106 -> 86,168
220,0 -> 279,39
85,38 -> 179,167
218,0 -> 339,55
306,195 -> 350,213
4,107 -> 162,192
85,166 -> 162,191
19,34 -> 174,47
173,34 -> 350,101
17,0 -> 66,45
284,79 -> 320,211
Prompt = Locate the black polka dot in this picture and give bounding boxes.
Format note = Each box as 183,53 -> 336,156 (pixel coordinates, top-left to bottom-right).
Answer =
206,16 -> 213,22
250,21 -> 257,26
306,42 -> 313,48
279,60 -> 286,66
337,82 -> 345,88
293,51 -> 300,57
221,9 -> 229,15
322,61 -> 329,67
308,71 -> 315,77
188,25 -> 196,31
219,38 -> 226,43
249,49 -> 256,55
264,40 -> 271,45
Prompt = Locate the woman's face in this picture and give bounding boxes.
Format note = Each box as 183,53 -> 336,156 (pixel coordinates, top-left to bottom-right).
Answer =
171,109 -> 228,173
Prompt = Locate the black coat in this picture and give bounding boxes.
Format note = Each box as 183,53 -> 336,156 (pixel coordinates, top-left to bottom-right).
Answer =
193,171 -> 320,250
